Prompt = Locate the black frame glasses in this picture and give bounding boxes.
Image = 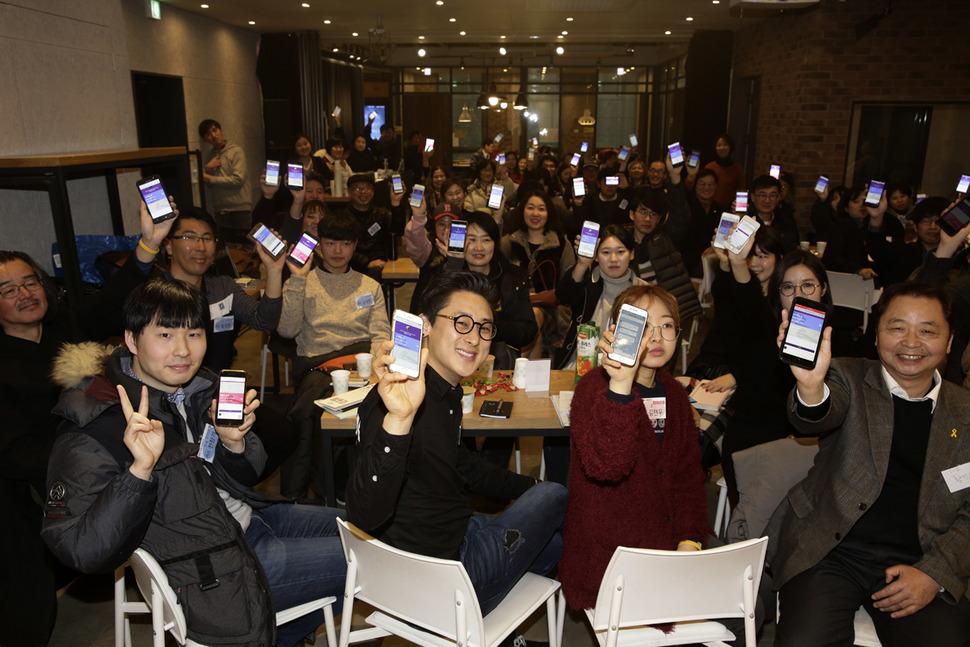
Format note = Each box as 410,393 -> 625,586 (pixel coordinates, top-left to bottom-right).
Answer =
778,281 -> 820,297
436,314 -> 498,340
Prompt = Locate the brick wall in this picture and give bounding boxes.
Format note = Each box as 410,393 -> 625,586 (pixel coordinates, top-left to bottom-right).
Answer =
732,0 -> 970,233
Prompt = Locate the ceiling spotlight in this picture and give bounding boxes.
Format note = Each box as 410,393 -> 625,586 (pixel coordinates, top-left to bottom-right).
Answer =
487,83 -> 501,106
514,91 -> 528,110
500,35 -> 506,39
417,48 -> 427,57
529,35 -> 538,39
664,30 -> 671,35
436,0 -> 443,4
561,30 -> 568,35
200,3 -> 209,7
566,16 -> 573,21
301,2 -> 309,7
712,0 -> 719,3
555,46 -> 564,55
686,16 -> 694,21
499,46 -> 507,55
352,32 -> 359,36
424,67 -> 432,76
324,19 -> 331,24
459,30 -> 466,35
617,67 -> 626,75
449,17 -> 456,22
499,100 -> 509,110
332,47 -> 338,52
248,20 -> 255,25
477,92 -> 489,110
418,35 -> 425,40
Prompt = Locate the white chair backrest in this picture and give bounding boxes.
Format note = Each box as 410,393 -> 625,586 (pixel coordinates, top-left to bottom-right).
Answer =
826,271 -> 874,311
337,519 -> 487,646
129,548 -> 190,645
588,536 -> 768,630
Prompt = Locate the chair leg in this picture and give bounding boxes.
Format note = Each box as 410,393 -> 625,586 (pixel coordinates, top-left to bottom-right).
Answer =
150,584 -> 165,647
556,590 -> 566,647
323,602 -> 337,647
514,438 -> 522,474
260,344 -> 269,401
114,564 -> 126,647
546,593 -> 559,647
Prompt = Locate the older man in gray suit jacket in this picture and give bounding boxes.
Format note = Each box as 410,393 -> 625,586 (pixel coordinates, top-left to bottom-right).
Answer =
768,281 -> 970,646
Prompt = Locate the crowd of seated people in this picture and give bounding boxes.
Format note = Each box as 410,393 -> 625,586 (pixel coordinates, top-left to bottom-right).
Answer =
6,110 -> 970,647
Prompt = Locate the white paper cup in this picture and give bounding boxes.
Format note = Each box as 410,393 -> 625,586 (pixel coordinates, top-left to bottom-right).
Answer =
816,240 -> 827,257
799,240 -> 810,251
355,353 -> 374,379
331,369 -> 350,395
479,354 -> 495,379
461,386 -> 476,414
513,357 -> 529,388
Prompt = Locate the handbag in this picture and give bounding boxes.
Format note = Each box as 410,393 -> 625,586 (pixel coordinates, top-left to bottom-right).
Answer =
528,257 -> 560,308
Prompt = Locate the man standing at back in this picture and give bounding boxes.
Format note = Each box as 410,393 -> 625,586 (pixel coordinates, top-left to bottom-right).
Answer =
199,118 -> 253,237
769,282 -> 970,646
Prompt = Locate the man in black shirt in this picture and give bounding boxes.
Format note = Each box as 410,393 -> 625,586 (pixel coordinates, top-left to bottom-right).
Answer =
347,271 -> 566,616
343,173 -> 407,280
768,282 -> 970,646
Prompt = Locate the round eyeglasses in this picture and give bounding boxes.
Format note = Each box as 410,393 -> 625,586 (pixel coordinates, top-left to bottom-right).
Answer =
645,322 -> 681,341
779,281 -> 819,297
436,314 -> 498,341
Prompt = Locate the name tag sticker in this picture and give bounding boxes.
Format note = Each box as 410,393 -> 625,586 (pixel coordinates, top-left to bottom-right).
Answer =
213,315 -> 235,333
619,199 -> 629,211
355,293 -> 375,309
942,462 -> 970,493
367,222 -> 381,237
209,294 -> 233,319
643,397 -> 666,421
199,424 -> 219,463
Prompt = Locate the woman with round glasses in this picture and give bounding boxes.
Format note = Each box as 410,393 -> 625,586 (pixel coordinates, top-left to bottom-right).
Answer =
560,284 -> 708,610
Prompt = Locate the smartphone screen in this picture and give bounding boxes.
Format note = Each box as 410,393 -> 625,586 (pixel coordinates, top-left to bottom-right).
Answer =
424,138 -> 435,153
368,110 -> 378,120
609,304 -> 649,366
332,106 -> 342,118
939,199 -> 970,237
287,163 -> 304,189
780,298 -> 828,369
814,176 -> 829,193
570,153 -> 581,167
688,150 -> 701,168
865,180 -> 885,207
727,215 -> 761,254
494,133 -> 504,143
410,184 -> 425,208
617,147 -> 630,162
531,137 -> 539,147
391,175 -> 404,194
249,224 -> 286,259
916,193 -> 927,203
769,164 -> 781,179
957,174 -> 970,194
573,177 -> 586,199
487,184 -> 504,210
578,220 -> 600,258
288,233 -> 318,265
497,153 -> 506,165
390,311 -> 423,378
580,142 -> 589,153
605,176 -> 619,186
527,149 -> 535,161
448,220 -> 467,254
265,160 -> 280,187
629,134 -> 638,147
668,142 -> 684,166
736,192 -> 749,213
712,213 -> 741,249
216,371 -> 247,426
137,176 -> 175,223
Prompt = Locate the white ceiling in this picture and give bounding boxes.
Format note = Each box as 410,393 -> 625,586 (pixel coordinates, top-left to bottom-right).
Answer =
163,0 -> 818,66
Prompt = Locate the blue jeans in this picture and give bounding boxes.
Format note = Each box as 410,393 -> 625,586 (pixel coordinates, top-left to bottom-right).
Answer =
246,504 -> 347,647
460,481 -> 567,616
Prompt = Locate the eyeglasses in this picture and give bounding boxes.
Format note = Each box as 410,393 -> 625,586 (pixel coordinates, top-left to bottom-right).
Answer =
172,235 -> 218,245
779,281 -> 820,297
754,192 -> 779,200
436,313 -> 498,341
645,322 -> 681,341
350,185 -> 374,192
635,207 -> 661,219
0,278 -> 42,300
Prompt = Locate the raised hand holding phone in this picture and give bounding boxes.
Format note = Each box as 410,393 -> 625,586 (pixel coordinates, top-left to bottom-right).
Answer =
777,307 -> 832,405
374,338 -> 430,436
118,384 -> 165,481
210,387 -> 259,452
597,324 -> 647,396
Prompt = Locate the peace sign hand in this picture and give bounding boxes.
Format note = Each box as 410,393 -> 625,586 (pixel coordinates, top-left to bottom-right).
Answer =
118,384 -> 165,481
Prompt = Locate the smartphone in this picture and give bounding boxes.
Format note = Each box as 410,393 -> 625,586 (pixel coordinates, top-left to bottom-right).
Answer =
865,180 -> 885,208
668,142 -> 684,166
580,142 -> 589,153
814,176 -> 829,194
494,133 -> 504,143
487,184 -> 504,210
215,370 -> 247,426
736,191 -> 749,214
136,176 -> 176,224
939,198 -> 970,237
410,184 -> 425,208
608,303 -> 649,366
726,215 -> 761,254
531,137 -> 539,147
368,110 -> 378,120
688,150 -> 701,168
496,153 -> 506,165
265,160 -> 280,187
577,220 -> 600,258
287,163 -> 304,189
779,297 -> 829,369
957,174 -> 970,194
332,106 -> 342,118
390,310 -> 424,378
391,174 -> 404,194
288,232 -> 318,266
916,193 -> 927,203
769,164 -> 781,179
247,224 -> 286,259
617,147 -> 630,162
527,149 -> 535,161
605,176 -> 620,186
570,153 -> 581,167
424,138 -> 435,153
629,134 -> 638,147
573,177 -> 587,199
712,213 -> 741,250
448,219 -> 468,255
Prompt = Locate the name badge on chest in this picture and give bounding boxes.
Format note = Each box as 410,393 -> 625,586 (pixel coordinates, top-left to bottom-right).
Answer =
642,397 -> 667,421
210,295 -> 234,332
355,293 -> 375,309
199,424 -> 219,463
367,222 -> 381,237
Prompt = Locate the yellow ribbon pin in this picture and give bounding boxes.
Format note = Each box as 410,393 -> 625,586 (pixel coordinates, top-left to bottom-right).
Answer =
952,429 -> 958,438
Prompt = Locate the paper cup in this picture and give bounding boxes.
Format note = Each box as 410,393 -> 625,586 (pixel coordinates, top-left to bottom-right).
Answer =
513,357 -> 529,388
331,369 -> 350,395
816,240 -> 827,257
355,353 -> 374,379
461,386 -> 476,414
479,354 -> 495,379
799,240 -> 810,251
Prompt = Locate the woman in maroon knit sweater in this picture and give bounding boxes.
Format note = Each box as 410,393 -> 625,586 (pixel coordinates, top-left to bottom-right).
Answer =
560,285 -> 710,610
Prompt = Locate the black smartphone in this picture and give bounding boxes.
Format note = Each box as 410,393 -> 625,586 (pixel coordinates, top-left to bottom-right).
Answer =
448,219 -> 468,255
288,232 -> 318,265
939,198 -> 970,237
779,297 -> 829,369
688,150 -> 701,168
667,142 -> 684,166
865,180 -> 884,208
247,224 -> 286,259
215,370 -> 247,426
265,160 -> 280,187
287,163 -> 304,189
136,176 -> 176,224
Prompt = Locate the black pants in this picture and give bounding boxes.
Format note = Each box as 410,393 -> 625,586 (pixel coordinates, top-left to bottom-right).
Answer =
776,545 -> 970,647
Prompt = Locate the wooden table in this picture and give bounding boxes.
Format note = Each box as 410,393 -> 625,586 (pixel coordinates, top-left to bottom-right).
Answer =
379,256 -> 420,317
0,147 -> 191,305
317,370 -> 576,505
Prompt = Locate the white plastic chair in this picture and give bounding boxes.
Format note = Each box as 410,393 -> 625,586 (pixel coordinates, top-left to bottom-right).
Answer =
713,476 -> 730,540
116,548 -> 340,647
680,316 -> 700,375
337,518 -> 560,647
826,271 -> 876,330
563,536 -> 768,647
